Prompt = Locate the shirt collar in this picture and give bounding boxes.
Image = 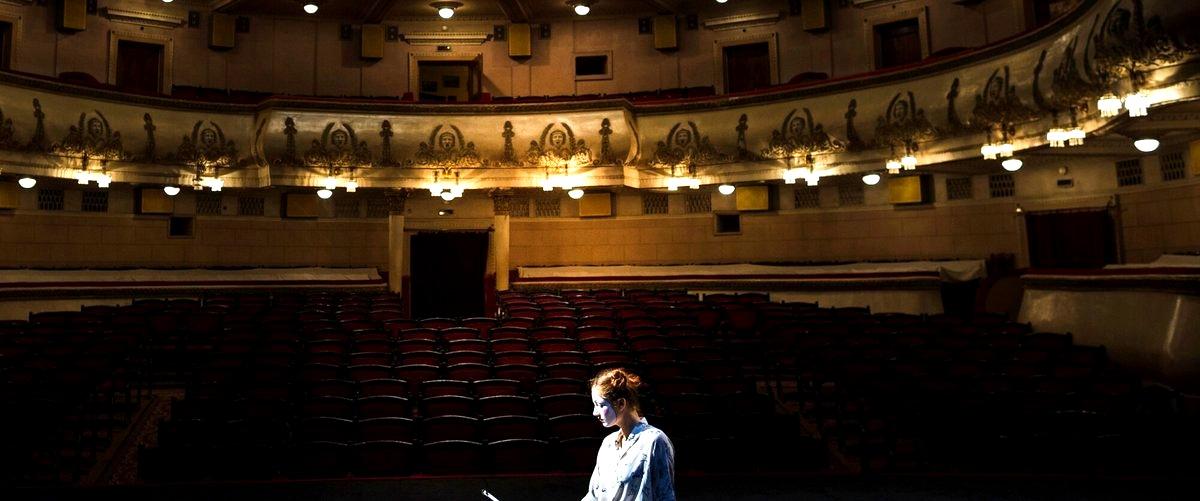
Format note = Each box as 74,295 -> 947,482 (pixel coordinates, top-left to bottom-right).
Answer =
614,417 -> 650,451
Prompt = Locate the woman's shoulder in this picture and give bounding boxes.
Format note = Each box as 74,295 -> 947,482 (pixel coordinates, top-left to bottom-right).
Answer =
640,423 -> 673,445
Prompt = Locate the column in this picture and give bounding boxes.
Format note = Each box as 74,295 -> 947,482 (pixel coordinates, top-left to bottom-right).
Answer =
491,189 -> 513,291
385,189 -> 409,295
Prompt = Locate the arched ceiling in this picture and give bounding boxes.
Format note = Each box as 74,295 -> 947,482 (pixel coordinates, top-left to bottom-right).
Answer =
211,0 -> 732,23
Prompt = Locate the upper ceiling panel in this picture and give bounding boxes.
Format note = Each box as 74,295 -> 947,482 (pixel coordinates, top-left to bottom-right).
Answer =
211,0 -> 706,22
216,0 -> 369,20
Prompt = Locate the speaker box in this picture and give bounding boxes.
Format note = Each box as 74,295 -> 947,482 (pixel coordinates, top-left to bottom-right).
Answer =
888,175 -> 933,204
57,0 -> 87,32
0,183 -> 18,210
508,23 -> 531,58
209,13 -> 236,50
361,24 -> 384,60
653,15 -> 677,50
578,192 -> 613,218
801,0 -> 830,32
136,188 -> 174,215
283,193 -> 321,218
735,185 -> 771,211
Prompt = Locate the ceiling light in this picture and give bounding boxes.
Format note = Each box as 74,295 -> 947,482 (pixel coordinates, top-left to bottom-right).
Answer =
886,159 -> 902,175
303,2 -> 319,15
317,188 -> 333,199
432,1 -> 461,19
440,191 -> 456,201
1002,158 -> 1023,172
323,177 -> 339,191
862,173 -> 881,186
346,180 -> 358,193
567,188 -> 585,199
900,155 -> 918,171
162,0 -> 174,3
574,3 -> 591,16
716,0 -> 728,3
1133,138 -> 1160,153
18,177 -> 36,189
1046,128 -> 1067,148
1098,94 -> 1122,117
718,184 -> 736,195
95,174 -> 112,188
163,186 -> 181,196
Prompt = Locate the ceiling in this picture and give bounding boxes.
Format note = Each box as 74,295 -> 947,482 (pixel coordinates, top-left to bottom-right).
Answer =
210,0 -> 725,23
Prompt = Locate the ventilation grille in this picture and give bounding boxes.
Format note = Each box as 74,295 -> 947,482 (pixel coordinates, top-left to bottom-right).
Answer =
946,177 -> 973,200
238,196 -> 265,216
838,183 -> 864,206
335,197 -> 361,218
793,186 -> 820,208
1160,152 -> 1186,182
509,197 -> 531,217
535,196 -> 561,217
195,194 -> 222,215
684,193 -> 711,213
642,192 -> 668,215
37,189 -> 64,211
1115,158 -> 1144,187
81,190 -> 108,212
988,173 -> 1015,198
365,197 -> 390,218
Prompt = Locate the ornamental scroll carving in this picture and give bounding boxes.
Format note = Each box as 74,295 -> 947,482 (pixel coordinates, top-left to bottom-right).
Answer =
304,122 -> 371,169
1092,0 -> 1196,88
650,121 -> 728,169
971,66 -> 1039,131
761,108 -> 843,160
51,110 -> 129,162
171,121 -> 238,169
525,123 -> 591,168
0,107 -> 17,149
873,92 -> 937,152
413,124 -> 485,168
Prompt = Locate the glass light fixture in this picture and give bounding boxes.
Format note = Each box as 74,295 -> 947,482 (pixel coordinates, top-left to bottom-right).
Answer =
1097,94 -> 1123,117
440,191 -> 456,201
901,155 -> 918,171
346,180 -> 358,193
567,188 -> 585,199
886,159 -> 902,175
1124,91 -> 1151,117
716,0 -> 728,3
303,2 -> 319,15
95,174 -> 112,188
980,144 -> 999,160
163,186 -> 181,196
432,1 -> 461,19
1001,158 -> 1023,172
317,188 -> 333,199
1046,128 -> 1067,148
1134,138 -> 1160,153
1066,127 -> 1085,147
18,177 -> 36,189
162,0 -> 173,3
76,170 -> 91,184
574,3 -> 591,16
862,173 -> 881,186
206,177 -> 224,191
718,184 -> 736,195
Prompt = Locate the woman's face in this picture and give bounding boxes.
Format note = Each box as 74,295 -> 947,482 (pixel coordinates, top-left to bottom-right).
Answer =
591,386 -> 620,428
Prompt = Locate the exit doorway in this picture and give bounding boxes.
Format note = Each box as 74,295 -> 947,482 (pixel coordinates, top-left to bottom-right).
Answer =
723,42 -> 772,94
1025,208 -> 1119,268
409,231 -> 489,319
116,39 -> 164,94
417,59 -> 481,102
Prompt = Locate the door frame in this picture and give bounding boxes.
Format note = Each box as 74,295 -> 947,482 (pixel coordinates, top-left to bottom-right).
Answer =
712,32 -> 778,95
1021,204 -> 1123,268
407,229 -> 493,319
861,6 -> 929,72
108,29 -> 172,94
408,52 -> 483,99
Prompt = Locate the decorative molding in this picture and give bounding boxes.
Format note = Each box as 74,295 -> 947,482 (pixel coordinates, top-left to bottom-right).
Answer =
702,12 -> 782,31
304,122 -> 371,171
406,52 -> 482,96
649,121 -> 728,169
712,32 -> 778,94
401,31 -> 493,45
107,29 -> 174,94
761,108 -> 844,160
412,124 -> 485,168
524,123 -> 591,168
101,8 -> 187,29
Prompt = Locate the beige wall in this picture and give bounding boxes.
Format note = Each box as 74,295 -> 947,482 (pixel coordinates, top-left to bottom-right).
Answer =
0,0 -> 1030,98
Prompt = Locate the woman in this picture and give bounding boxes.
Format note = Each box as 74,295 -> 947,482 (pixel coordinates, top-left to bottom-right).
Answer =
583,367 -> 676,501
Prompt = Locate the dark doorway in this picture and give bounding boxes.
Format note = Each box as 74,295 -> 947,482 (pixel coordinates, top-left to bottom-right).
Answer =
874,18 -> 922,69
1025,208 -> 1118,268
723,42 -> 771,94
410,231 -> 489,319
0,20 -> 12,70
417,60 -> 481,102
116,40 -> 163,94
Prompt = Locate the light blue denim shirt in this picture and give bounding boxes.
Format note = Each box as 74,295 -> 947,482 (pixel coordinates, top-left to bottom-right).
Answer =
582,418 -> 676,501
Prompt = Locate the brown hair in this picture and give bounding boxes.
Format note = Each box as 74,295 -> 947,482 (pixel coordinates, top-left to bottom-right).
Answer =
590,367 -> 644,413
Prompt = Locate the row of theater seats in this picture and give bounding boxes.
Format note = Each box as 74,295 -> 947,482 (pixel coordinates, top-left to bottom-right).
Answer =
0,310 -> 146,483
138,290 -> 820,481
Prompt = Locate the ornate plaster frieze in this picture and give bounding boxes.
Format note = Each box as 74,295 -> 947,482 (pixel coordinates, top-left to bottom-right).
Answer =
649,121 -> 729,169
413,124 -> 485,168
401,31 -> 493,45
51,111 -> 128,162
761,108 -> 844,160
524,123 -> 592,168
703,12 -> 782,31
304,122 -> 371,170
101,7 -> 187,29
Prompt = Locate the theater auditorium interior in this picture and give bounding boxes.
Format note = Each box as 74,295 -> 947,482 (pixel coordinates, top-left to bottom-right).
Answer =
0,0 -> 1198,499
